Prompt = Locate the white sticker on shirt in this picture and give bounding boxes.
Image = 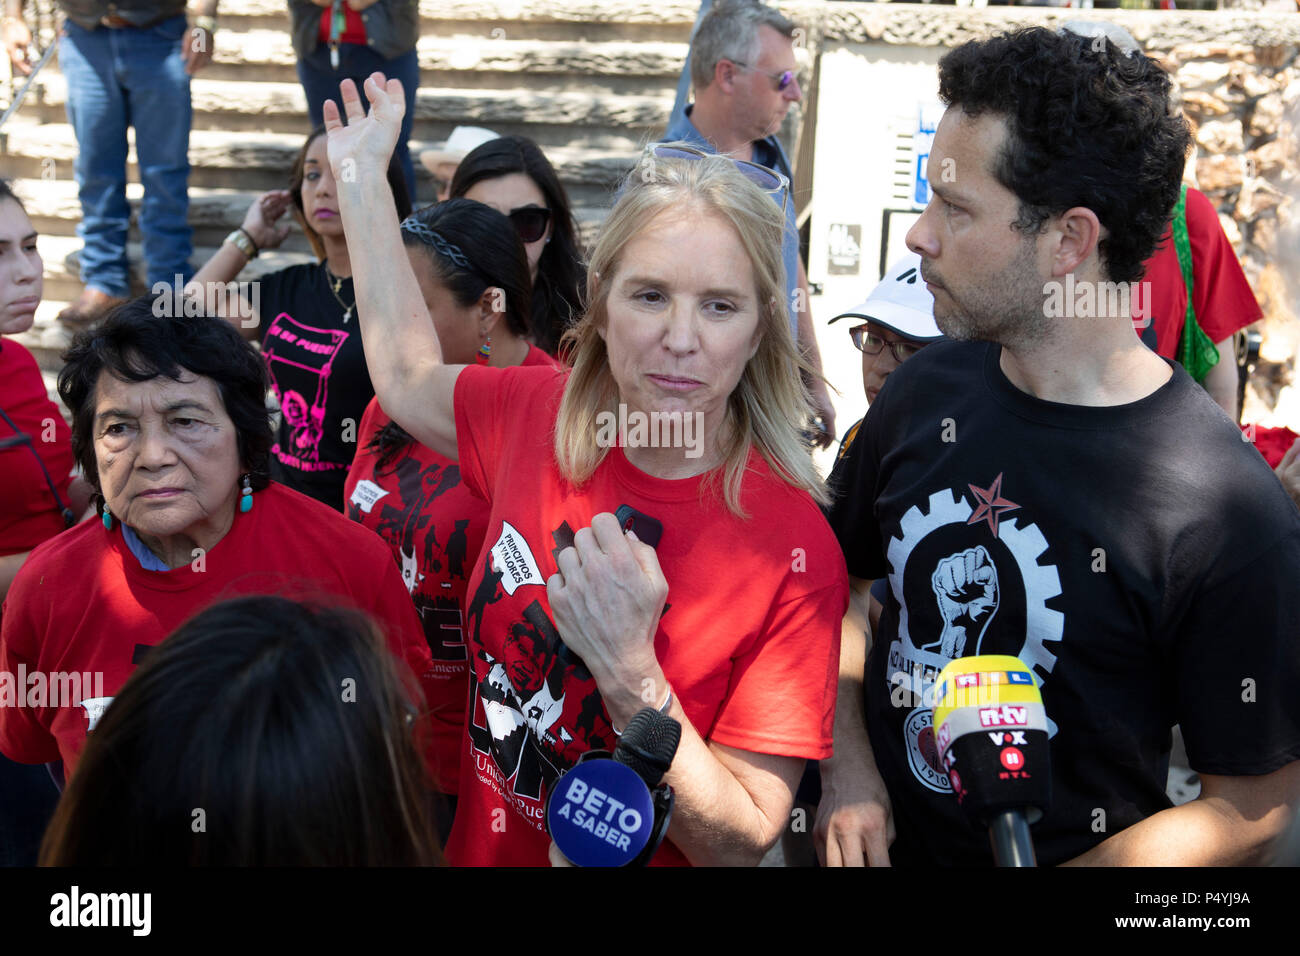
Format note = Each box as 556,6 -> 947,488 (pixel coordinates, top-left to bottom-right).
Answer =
80,696 -> 114,732
490,521 -> 544,595
350,479 -> 390,514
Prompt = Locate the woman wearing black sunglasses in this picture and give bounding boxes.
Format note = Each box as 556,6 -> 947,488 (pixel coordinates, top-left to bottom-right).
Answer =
450,136 -> 586,357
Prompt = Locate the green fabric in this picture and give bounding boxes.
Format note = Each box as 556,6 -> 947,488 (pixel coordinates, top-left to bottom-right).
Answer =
1171,184 -> 1220,383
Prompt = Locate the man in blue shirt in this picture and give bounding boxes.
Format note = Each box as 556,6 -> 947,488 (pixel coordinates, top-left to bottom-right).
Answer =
662,0 -> 835,447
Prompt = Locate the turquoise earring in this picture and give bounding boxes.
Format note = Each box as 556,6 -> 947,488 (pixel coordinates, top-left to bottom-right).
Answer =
101,503 -> 112,530
239,474 -> 253,513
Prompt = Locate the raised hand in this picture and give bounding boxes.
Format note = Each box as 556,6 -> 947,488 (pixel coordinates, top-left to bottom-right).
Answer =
321,73 -> 405,187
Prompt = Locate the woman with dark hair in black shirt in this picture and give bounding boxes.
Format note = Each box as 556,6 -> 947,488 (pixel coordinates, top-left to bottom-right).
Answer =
186,126 -> 411,510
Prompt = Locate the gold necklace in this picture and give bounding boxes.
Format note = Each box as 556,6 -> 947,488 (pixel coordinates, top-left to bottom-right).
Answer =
323,264 -> 355,323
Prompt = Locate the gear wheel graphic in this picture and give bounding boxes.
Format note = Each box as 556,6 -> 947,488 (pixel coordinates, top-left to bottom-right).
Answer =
886,488 -> 1064,735
886,489 -> 972,653
992,516 -> 1063,680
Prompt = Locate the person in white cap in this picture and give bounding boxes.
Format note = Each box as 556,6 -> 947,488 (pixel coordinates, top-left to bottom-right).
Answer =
419,126 -> 499,202
828,252 -> 944,409
825,252 -> 944,640
779,253 -> 944,867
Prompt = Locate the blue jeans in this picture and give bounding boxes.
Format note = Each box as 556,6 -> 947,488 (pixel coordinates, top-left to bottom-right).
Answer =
296,42 -> 418,200
58,17 -> 194,298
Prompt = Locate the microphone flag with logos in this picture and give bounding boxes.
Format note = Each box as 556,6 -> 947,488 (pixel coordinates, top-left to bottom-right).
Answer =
932,655 -> 1052,865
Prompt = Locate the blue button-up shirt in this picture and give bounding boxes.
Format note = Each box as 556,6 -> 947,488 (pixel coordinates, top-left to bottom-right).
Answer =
660,106 -> 802,342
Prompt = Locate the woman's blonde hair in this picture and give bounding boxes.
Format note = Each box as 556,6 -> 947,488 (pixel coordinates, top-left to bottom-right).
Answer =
554,148 -> 828,516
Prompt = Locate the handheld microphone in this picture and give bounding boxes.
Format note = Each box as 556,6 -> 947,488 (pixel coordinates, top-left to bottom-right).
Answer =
546,707 -> 681,866
931,655 -> 1051,867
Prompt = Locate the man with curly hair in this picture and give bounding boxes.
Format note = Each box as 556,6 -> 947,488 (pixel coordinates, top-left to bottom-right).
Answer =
818,26 -> 1300,867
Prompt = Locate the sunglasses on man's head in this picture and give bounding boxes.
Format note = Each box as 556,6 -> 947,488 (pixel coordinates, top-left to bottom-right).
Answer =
508,206 -> 551,244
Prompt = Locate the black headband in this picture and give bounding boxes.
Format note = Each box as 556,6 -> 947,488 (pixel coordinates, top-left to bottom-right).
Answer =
399,217 -> 471,270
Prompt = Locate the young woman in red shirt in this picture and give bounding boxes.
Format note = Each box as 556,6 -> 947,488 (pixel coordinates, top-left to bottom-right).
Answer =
344,198 -> 558,828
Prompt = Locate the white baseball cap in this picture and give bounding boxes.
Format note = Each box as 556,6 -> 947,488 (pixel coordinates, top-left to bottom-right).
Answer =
829,252 -> 943,342
419,126 -> 501,172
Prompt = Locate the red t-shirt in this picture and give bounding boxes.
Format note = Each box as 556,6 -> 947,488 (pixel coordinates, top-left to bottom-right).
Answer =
343,345 -> 558,793
1134,187 -> 1262,358
0,341 -> 74,556
0,482 -> 434,776
317,2 -> 367,46
443,365 -> 847,866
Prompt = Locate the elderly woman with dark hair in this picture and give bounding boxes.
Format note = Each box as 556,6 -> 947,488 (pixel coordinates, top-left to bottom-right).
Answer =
0,299 -> 436,780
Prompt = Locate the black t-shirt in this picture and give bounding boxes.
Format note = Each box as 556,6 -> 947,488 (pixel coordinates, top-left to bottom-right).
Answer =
254,262 -> 373,511
826,340 -> 1300,866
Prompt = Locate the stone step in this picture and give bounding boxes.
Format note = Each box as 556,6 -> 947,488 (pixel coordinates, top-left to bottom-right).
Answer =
30,230 -> 309,303
27,74 -> 674,142
11,178 -> 316,253
202,30 -> 687,94
13,300 -> 78,378
212,0 -> 699,43
1,119 -> 639,198
10,164 -> 624,239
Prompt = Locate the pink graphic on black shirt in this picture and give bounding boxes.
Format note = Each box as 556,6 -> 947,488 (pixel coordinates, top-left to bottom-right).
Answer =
262,312 -> 348,472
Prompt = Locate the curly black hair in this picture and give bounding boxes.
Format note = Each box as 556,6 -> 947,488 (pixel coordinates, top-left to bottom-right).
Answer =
57,297 -> 274,495
937,27 -> 1191,285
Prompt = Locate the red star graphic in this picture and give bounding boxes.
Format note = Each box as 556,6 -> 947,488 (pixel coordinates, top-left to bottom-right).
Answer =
967,473 -> 1019,537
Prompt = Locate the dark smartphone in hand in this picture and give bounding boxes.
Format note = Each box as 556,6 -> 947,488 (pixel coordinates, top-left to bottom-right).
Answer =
614,504 -> 663,548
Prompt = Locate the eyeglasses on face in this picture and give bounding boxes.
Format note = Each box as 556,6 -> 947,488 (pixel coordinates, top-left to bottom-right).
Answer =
507,206 -> 551,244
731,60 -> 797,92
639,143 -> 790,216
849,325 -> 925,363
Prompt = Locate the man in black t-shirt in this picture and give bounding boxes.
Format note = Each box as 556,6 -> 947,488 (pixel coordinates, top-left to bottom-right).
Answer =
818,26 -> 1300,867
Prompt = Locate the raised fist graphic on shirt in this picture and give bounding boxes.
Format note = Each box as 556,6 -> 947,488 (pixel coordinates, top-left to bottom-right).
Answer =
928,546 -> 999,659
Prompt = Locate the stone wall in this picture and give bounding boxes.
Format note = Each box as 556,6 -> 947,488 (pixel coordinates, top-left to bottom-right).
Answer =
794,4 -> 1300,423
